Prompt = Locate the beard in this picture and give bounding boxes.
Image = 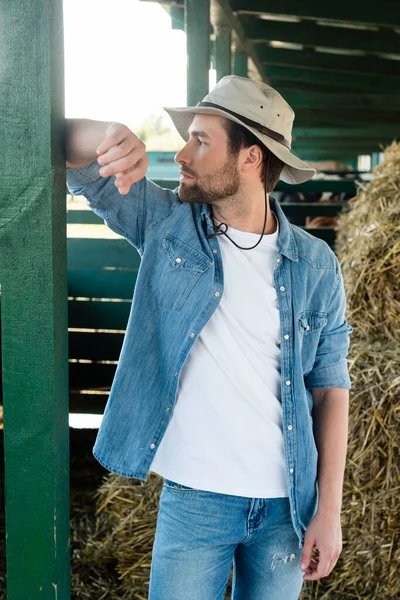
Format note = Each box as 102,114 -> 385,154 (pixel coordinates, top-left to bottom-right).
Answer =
178,156 -> 241,204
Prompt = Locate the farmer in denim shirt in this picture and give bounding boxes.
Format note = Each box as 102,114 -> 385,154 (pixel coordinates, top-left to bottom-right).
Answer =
66,76 -> 351,600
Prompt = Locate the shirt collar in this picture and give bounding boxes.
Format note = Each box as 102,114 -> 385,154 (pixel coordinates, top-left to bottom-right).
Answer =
200,196 -> 298,262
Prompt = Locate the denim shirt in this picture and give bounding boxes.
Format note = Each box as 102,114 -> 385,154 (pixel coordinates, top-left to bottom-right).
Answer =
67,161 -> 352,547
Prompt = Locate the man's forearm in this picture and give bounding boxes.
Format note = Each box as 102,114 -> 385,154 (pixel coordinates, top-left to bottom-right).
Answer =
311,387 -> 349,514
65,118 -> 115,168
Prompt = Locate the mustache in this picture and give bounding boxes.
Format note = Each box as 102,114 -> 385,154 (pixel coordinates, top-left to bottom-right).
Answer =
180,168 -> 196,178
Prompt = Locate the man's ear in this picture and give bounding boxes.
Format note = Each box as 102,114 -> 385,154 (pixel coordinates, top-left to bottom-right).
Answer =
241,145 -> 263,174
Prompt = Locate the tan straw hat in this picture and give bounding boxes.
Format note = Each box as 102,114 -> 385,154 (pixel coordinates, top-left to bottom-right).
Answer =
164,75 -> 316,185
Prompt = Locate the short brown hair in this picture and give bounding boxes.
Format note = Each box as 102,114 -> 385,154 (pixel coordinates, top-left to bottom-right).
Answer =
223,119 -> 284,192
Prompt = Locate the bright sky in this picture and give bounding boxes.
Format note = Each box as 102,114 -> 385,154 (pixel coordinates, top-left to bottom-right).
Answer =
63,0 -> 187,130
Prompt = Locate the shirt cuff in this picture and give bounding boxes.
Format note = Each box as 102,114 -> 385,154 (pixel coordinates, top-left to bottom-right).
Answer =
305,360 -> 351,390
66,160 -> 102,194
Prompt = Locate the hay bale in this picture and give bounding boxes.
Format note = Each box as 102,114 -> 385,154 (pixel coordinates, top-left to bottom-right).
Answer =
301,340 -> 400,600
71,472 -> 162,600
336,142 -> 400,341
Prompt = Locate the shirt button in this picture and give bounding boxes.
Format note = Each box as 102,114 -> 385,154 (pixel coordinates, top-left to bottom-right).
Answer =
276,257 -> 281,263
279,285 -> 286,292
214,291 -> 220,297
165,407 -> 170,412
174,371 -> 179,376
150,443 -> 156,449
286,380 -> 291,386
288,425 -> 293,431
189,332 -> 195,338
284,334 -> 289,340
212,248 -> 218,254
289,468 -> 294,474
175,257 -> 182,264
293,510 -> 296,515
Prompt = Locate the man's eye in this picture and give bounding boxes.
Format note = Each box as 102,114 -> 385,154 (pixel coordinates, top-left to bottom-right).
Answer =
197,138 -> 205,145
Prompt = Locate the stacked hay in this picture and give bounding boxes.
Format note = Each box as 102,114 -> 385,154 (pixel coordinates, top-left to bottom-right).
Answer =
71,472 -> 163,600
301,142 -> 400,600
71,143 -> 400,600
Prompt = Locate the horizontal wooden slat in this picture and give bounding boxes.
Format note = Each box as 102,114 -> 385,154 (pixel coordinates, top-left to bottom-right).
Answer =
258,47 -> 400,79
239,15 -> 400,56
292,126 -> 398,139
67,238 -> 141,269
230,0 -> 400,28
281,203 -> 345,217
285,91 -> 400,111
68,300 -> 131,330
267,66 -> 400,93
69,331 -> 124,361
68,269 -> 137,299
67,211 -> 106,224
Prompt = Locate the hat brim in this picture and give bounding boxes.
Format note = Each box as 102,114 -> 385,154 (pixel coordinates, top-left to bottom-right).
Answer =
164,105 -> 316,185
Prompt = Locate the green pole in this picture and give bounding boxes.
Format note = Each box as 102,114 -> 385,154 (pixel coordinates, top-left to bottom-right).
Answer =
215,25 -> 232,82
233,51 -> 248,77
0,1 -> 70,598
185,0 -> 211,106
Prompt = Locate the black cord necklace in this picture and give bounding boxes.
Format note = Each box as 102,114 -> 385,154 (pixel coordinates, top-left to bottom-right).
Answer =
206,184 -> 271,251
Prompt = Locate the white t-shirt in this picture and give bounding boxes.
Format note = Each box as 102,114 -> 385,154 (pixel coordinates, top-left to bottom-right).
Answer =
150,215 -> 288,498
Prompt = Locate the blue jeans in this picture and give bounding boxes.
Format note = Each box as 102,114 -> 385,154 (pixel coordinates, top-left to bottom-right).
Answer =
148,479 -> 304,600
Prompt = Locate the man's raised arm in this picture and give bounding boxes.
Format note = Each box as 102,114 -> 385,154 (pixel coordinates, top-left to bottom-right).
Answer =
65,119 -> 180,251
65,118 -> 149,195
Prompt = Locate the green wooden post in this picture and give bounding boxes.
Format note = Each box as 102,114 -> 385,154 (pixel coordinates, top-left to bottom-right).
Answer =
233,50 -> 248,77
185,0 -> 211,105
215,25 -> 232,81
0,1 -> 70,598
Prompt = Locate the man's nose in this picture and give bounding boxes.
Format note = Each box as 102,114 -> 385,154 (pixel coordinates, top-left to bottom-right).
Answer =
175,142 -> 191,165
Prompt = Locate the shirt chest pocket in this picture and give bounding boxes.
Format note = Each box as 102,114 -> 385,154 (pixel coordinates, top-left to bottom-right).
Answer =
297,310 -> 327,375
149,233 -> 212,311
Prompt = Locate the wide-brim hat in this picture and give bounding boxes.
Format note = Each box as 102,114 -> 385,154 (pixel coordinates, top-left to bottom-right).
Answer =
164,75 -> 316,185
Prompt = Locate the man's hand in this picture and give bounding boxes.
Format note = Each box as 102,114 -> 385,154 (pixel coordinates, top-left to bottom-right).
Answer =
96,123 -> 149,195
300,510 -> 342,581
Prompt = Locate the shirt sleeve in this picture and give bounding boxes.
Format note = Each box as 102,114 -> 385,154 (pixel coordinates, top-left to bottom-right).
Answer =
304,258 -> 352,390
66,160 -> 181,252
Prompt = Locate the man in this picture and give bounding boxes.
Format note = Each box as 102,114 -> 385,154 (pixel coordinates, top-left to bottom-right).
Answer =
66,76 -> 351,600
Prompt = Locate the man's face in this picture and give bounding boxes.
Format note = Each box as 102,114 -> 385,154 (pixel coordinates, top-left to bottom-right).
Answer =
174,114 -> 241,204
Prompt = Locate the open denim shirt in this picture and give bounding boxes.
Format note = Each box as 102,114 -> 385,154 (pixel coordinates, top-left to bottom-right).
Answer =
67,161 -> 352,547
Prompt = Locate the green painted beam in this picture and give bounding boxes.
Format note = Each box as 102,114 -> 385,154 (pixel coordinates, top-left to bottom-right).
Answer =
239,15 -> 400,56
230,0 -> 400,28
292,126 -> 400,139
257,46 -> 400,77
233,50 -> 248,76
185,0 -> 210,105
292,139 -> 390,150
273,80 -> 377,95
265,66 -> 400,92
215,25 -> 232,81
211,0 -> 265,79
171,5 -> 184,30
0,0 -> 70,599
291,108 -> 400,127
283,91 -> 400,110
292,146 -> 383,157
